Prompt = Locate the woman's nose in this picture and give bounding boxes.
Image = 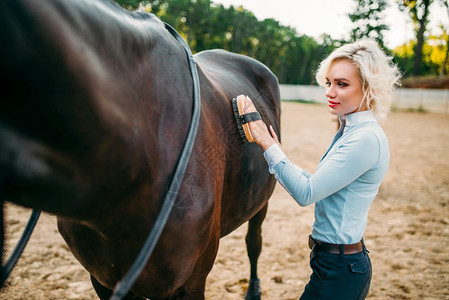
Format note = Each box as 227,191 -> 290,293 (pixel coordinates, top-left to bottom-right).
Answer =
326,86 -> 336,98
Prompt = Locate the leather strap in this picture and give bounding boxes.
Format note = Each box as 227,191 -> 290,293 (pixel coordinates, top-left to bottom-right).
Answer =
241,112 -> 262,124
1,210 -> 40,286
110,22 -> 202,300
308,235 -> 363,255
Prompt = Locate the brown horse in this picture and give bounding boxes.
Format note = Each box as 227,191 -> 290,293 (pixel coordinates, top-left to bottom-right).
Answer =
0,0 -> 281,299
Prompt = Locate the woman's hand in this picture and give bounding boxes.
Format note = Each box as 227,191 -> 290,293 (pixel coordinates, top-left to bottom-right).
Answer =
269,123 -> 281,146
239,95 -> 280,151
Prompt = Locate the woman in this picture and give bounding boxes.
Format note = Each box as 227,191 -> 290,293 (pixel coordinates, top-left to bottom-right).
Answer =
238,39 -> 401,299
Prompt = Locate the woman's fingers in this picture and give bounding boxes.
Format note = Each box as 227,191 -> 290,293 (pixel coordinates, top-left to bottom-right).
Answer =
235,95 -> 279,150
269,125 -> 276,139
242,96 -> 256,113
269,125 -> 281,145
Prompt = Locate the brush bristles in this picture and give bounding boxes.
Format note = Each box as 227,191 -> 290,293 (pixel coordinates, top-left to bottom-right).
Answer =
231,98 -> 249,143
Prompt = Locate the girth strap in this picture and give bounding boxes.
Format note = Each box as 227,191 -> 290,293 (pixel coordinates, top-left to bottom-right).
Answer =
110,22 -> 201,300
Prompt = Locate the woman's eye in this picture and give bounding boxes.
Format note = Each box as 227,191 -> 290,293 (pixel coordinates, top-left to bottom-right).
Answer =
337,81 -> 348,87
325,81 -> 331,87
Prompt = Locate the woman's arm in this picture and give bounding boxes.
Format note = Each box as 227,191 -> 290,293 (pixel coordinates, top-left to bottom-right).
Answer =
267,133 -> 380,206
241,95 -> 380,206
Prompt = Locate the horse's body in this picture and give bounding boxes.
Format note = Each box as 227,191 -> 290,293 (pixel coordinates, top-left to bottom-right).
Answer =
0,0 -> 280,299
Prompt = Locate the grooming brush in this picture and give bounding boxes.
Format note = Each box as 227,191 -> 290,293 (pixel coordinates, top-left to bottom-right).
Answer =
232,96 -> 262,143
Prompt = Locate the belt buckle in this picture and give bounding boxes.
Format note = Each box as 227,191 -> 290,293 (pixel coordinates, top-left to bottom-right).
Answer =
308,235 -> 319,259
308,235 -> 316,250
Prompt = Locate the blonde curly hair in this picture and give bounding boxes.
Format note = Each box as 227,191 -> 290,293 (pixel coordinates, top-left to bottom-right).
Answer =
315,39 -> 401,120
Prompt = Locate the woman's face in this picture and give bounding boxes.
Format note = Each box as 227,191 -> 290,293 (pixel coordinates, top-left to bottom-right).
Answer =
325,60 -> 366,116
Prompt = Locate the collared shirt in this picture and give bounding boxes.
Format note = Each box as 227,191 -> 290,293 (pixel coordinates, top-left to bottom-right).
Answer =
263,110 -> 390,244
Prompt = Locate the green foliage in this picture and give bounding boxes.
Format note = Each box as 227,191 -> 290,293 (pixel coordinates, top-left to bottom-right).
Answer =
112,0 -> 448,82
392,38 -> 449,76
348,0 -> 389,48
112,0 -> 337,84
114,0 -> 143,10
397,0 -> 433,29
393,0 -> 448,77
396,0 -> 434,75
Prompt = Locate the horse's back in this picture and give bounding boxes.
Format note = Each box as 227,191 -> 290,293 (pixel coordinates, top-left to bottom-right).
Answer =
195,49 -> 280,141
195,49 -> 280,110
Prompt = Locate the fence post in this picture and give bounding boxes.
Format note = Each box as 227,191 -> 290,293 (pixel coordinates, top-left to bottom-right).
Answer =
395,89 -> 400,111
419,89 -> 424,111
444,89 -> 449,114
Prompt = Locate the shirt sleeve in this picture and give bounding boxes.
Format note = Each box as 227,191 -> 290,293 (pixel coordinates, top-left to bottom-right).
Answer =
263,131 -> 381,207
263,143 -> 287,173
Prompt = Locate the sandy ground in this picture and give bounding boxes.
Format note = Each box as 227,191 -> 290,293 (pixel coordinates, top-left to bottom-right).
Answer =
1,102 -> 448,299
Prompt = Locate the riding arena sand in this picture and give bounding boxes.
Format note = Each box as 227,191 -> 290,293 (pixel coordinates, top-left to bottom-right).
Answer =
1,102 -> 448,299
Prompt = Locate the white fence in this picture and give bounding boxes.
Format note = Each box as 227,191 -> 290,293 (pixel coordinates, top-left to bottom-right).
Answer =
280,84 -> 449,114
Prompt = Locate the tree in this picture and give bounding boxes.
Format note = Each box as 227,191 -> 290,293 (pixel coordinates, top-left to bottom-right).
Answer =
392,37 -> 448,76
348,0 -> 389,48
434,26 -> 449,76
114,0 -> 144,10
397,0 -> 433,76
437,0 -> 449,76
111,0 -> 337,85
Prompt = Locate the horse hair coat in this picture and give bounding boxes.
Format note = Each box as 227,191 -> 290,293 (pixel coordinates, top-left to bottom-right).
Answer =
0,0 -> 281,299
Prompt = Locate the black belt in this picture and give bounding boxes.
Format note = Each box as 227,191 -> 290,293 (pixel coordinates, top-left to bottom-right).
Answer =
308,235 -> 364,255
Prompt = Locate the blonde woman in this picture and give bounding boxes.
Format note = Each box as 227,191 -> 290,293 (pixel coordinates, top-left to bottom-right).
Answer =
238,39 -> 401,299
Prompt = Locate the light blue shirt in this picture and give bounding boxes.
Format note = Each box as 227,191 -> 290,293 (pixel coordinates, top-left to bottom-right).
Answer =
263,110 -> 390,244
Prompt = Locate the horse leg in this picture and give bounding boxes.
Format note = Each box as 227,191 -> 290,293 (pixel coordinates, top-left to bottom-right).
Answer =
172,228 -> 220,300
245,203 -> 268,300
90,275 -> 145,300
90,275 -> 114,300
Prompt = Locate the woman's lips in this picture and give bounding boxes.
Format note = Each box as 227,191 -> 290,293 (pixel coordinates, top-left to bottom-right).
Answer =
328,100 -> 339,108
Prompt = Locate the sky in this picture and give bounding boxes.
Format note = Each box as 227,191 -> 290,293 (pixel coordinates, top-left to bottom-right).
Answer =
212,0 -> 449,49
